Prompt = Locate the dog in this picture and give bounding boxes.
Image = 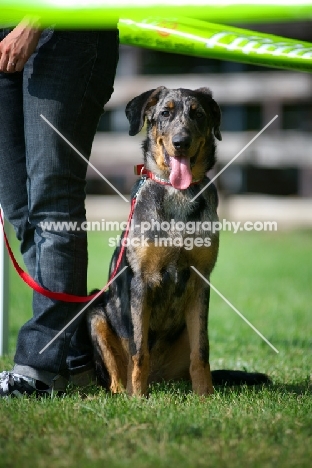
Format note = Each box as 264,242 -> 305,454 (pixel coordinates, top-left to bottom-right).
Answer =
88,87 -> 270,396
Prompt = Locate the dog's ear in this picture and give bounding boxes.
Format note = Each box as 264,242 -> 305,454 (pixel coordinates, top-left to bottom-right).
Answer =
194,87 -> 222,141
125,87 -> 166,136
211,99 -> 222,141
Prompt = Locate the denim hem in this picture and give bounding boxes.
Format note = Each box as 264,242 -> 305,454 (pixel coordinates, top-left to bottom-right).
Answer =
13,364 -> 68,390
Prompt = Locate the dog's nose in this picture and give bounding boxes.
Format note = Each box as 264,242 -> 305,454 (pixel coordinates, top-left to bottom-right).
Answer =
172,133 -> 191,151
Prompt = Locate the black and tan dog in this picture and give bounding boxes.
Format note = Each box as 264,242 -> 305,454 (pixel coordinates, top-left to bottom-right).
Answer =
88,87 -> 269,396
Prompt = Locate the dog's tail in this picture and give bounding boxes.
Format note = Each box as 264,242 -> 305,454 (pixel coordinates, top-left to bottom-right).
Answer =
211,370 -> 271,386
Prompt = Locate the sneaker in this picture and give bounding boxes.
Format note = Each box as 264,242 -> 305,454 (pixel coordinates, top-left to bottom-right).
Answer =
0,371 -> 57,398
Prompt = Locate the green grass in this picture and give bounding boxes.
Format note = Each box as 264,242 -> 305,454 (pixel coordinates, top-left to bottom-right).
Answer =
1,228 -> 312,468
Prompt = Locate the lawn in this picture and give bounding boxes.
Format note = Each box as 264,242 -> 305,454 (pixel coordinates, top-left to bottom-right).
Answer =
1,227 -> 311,468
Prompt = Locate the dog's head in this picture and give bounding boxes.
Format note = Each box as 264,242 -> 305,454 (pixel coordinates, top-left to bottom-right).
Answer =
126,87 -> 222,190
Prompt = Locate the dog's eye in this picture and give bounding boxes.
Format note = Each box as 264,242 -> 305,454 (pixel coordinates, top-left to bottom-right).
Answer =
196,110 -> 205,119
161,110 -> 170,117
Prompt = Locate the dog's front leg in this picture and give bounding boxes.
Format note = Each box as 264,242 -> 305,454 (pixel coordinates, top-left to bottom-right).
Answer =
127,280 -> 150,396
185,280 -> 214,396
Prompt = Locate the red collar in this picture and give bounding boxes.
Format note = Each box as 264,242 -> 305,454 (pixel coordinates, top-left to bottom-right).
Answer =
134,164 -> 203,187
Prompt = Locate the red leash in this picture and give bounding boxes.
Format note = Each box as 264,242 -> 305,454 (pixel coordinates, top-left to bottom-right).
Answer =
0,197 -> 137,303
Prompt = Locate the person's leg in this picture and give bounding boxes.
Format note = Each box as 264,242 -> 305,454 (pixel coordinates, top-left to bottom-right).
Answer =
0,28 -> 36,278
7,28 -> 118,387
0,27 -> 47,396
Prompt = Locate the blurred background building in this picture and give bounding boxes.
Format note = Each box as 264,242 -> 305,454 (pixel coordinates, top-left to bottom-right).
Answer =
85,20 -> 312,227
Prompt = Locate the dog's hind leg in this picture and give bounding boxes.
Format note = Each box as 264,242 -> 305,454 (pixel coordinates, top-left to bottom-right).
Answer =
185,279 -> 214,396
89,311 -> 127,393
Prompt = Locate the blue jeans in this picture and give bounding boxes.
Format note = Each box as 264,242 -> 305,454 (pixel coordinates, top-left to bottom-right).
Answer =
0,27 -> 119,387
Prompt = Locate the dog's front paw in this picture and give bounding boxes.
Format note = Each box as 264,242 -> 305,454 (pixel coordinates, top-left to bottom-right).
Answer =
128,354 -> 150,397
191,361 -> 214,396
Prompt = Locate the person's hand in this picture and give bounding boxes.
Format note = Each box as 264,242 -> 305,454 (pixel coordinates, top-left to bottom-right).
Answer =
0,17 -> 42,73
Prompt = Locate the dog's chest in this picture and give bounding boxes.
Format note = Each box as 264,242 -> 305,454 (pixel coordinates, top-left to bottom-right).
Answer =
127,183 -> 219,283
146,263 -> 191,331
130,182 -> 218,235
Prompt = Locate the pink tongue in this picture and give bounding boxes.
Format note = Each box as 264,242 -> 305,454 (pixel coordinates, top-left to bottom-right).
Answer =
169,157 -> 192,189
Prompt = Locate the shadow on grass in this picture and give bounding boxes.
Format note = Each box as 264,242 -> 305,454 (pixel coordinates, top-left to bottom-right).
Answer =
69,377 -> 311,400
268,381 -> 312,396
